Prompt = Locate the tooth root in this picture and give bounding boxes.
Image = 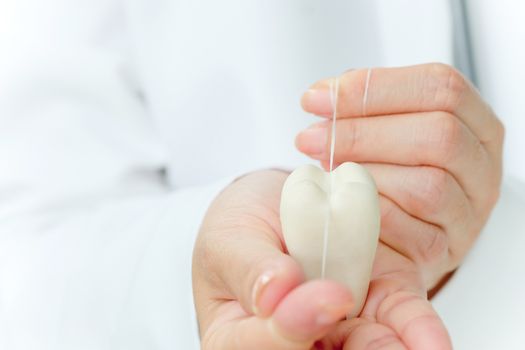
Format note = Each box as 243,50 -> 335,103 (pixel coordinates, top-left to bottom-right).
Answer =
280,162 -> 381,318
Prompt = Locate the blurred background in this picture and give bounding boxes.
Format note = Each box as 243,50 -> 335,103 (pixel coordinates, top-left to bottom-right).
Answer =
466,0 -> 525,183
0,1 -> 524,349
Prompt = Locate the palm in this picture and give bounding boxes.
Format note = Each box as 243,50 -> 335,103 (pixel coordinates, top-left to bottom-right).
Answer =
337,243 -> 451,349
194,171 -> 451,349
201,244 -> 450,350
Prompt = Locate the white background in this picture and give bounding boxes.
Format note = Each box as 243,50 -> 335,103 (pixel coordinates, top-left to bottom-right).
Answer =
467,0 -> 525,183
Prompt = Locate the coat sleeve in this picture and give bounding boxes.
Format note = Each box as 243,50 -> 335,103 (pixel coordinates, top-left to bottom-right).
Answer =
0,1 -> 224,348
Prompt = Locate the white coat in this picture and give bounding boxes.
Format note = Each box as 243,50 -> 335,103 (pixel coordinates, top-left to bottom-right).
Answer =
0,0 -> 524,349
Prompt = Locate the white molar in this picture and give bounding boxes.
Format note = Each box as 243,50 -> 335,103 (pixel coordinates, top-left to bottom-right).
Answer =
280,162 -> 381,318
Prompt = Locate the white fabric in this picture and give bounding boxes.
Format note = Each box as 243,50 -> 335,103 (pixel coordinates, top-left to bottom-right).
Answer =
466,0 -> 525,182
0,0 -> 522,349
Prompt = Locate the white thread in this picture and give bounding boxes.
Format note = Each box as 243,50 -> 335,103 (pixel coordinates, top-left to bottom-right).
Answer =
329,77 -> 339,173
362,68 -> 372,116
321,77 -> 339,279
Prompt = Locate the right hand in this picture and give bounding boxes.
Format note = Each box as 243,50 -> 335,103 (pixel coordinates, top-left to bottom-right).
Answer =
296,64 -> 504,290
192,170 -> 451,349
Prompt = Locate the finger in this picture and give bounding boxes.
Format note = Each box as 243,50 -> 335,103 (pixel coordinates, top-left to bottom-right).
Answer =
319,161 -> 469,280
356,248 -> 452,350
317,159 -> 458,282
195,225 -> 305,319
317,159 -> 467,277
203,280 -> 354,350
312,318 -> 407,350
366,163 -> 475,264
348,249 -> 451,350
346,292 -> 450,350
296,111 -> 498,205
366,163 -> 472,231
377,194 -> 450,288
342,319 -> 407,350
301,63 -> 504,148
377,290 -> 451,350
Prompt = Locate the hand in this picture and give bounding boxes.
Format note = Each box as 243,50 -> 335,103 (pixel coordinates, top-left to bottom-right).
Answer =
296,63 -> 504,288
193,170 -> 452,349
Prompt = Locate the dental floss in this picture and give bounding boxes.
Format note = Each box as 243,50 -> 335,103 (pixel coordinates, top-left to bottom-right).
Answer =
321,77 -> 339,279
329,77 -> 339,174
363,68 -> 372,116
320,70 -> 371,278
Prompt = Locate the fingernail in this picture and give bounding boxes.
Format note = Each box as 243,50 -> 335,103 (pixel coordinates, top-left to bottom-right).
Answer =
316,302 -> 353,326
252,272 -> 275,316
296,123 -> 327,157
302,89 -> 332,116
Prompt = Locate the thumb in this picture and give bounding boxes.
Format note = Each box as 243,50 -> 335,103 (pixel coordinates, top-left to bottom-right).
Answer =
203,280 -> 355,350
196,223 -> 305,318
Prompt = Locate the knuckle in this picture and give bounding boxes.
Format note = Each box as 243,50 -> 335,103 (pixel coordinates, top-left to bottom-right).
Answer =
488,185 -> 502,208
494,118 -> 506,143
409,166 -> 450,216
472,138 -> 486,164
482,104 -> 505,145
379,195 -> 397,224
481,179 -> 502,215
417,225 -> 449,266
449,197 -> 473,246
425,63 -> 467,110
428,112 -> 463,163
339,119 -> 360,158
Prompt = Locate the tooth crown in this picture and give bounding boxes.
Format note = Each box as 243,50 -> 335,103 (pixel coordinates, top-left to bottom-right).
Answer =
280,162 -> 381,318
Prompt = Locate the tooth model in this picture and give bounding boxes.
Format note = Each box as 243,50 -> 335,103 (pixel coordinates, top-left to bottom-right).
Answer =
280,162 -> 380,317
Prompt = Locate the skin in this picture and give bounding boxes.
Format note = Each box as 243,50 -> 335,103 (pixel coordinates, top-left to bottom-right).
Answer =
193,63 -> 504,349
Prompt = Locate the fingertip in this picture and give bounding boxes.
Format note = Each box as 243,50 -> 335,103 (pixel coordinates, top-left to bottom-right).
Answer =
403,316 -> 452,350
301,88 -> 332,117
216,280 -> 354,350
271,280 -> 354,342
295,122 -> 328,158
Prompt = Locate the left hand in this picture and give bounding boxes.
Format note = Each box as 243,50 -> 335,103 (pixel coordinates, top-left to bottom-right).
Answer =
296,63 -> 504,289
193,170 -> 452,349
